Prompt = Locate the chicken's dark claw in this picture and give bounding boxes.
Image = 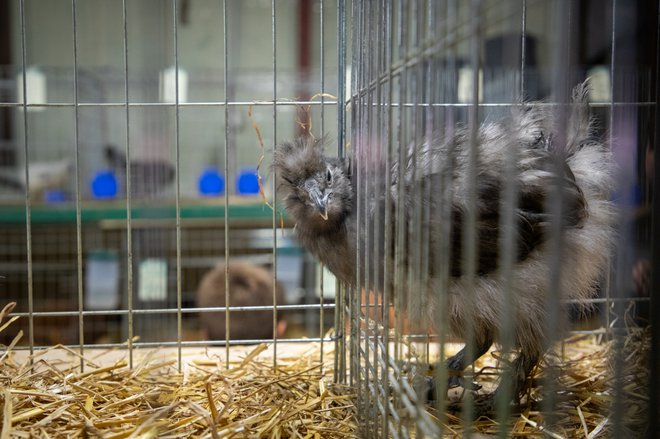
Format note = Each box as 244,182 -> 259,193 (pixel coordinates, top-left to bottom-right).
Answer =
447,375 -> 482,391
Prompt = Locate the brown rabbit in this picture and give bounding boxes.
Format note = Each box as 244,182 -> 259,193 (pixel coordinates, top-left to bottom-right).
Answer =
197,262 -> 287,341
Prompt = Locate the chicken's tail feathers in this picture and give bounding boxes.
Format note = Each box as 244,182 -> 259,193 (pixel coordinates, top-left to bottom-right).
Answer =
538,79 -> 595,158
565,79 -> 593,155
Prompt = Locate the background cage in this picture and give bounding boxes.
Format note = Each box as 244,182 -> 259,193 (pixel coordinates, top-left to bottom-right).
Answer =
0,0 -> 343,359
0,0 -> 658,438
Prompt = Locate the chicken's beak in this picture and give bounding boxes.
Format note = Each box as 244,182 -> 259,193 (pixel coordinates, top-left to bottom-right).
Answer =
309,189 -> 329,221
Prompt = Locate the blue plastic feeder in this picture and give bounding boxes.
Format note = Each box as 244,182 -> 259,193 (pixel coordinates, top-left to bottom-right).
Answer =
237,169 -> 260,195
91,170 -> 118,199
199,168 -> 225,197
44,189 -> 68,203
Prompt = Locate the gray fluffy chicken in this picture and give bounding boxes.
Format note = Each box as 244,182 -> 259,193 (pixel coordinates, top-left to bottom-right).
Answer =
273,82 -> 615,403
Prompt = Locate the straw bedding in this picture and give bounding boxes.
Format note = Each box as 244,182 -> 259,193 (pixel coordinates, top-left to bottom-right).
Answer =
0,303 -> 356,438
0,302 -> 649,438
439,325 -> 649,437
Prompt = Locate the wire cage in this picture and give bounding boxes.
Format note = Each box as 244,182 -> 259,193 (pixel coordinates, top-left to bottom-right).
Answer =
0,0 -> 357,436
0,0 -> 344,351
0,0 -> 659,437
343,0 -> 658,437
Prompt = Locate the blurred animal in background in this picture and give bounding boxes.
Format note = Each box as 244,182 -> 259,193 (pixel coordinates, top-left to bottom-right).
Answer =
104,145 -> 175,198
0,158 -> 72,199
196,262 -> 287,341
273,81 -> 616,407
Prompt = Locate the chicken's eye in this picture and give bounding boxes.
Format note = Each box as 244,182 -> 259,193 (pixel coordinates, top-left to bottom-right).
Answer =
326,168 -> 333,184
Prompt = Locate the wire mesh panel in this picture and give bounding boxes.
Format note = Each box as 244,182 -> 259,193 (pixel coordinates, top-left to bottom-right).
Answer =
346,0 -> 658,437
1,0 -> 342,369
0,6 -> 357,433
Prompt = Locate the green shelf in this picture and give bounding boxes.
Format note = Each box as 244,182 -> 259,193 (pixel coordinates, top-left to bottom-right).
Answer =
0,198 -> 288,224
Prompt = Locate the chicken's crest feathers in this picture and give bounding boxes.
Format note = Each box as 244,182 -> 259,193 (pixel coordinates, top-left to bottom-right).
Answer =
272,135 -> 327,185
